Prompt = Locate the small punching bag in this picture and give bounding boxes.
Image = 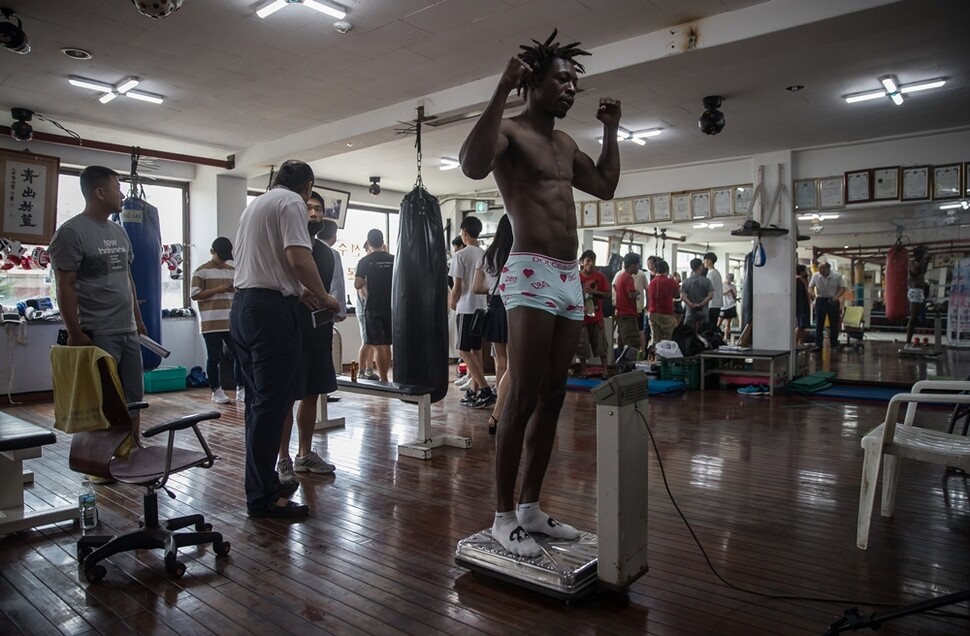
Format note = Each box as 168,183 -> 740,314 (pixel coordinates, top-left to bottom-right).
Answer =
392,187 -> 448,402
120,196 -> 163,370
884,244 -> 909,321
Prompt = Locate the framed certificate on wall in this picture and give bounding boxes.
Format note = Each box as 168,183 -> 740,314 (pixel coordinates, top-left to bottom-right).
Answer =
599,200 -> 616,225
671,192 -> 691,222
818,176 -> 844,209
581,201 -> 599,227
793,178 -> 817,210
651,193 -> 671,221
872,167 -> 900,201
933,163 -> 962,200
845,169 -> 872,204
633,197 -> 651,223
615,199 -> 634,225
712,187 -> 733,217
734,185 -> 754,216
901,166 -> 930,201
691,190 -> 711,219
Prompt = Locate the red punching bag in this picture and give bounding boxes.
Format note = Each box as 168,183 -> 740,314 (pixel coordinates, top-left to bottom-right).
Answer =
884,244 -> 909,320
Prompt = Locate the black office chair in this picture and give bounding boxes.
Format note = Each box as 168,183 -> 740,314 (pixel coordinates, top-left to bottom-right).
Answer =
64,355 -> 229,583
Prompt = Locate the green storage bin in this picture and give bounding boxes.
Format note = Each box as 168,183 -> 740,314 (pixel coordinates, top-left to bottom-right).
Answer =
660,356 -> 700,389
144,366 -> 187,393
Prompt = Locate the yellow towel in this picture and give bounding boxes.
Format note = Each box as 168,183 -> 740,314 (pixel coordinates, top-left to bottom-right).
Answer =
50,345 -> 121,433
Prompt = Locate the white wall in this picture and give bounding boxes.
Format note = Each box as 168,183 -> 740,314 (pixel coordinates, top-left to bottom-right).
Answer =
1,318 -> 204,395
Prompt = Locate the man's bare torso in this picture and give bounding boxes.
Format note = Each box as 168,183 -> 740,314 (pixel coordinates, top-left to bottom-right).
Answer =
493,116 -> 579,261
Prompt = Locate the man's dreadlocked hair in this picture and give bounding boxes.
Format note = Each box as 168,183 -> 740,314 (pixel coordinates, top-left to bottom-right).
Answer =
517,29 -> 590,93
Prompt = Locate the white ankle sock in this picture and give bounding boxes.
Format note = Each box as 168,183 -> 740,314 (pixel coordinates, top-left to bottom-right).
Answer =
492,511 -> 541,558
515,502 -> 580,540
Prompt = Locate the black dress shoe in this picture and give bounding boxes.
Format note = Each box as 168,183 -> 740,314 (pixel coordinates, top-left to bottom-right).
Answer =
247,500 -> 309,518
277,480 -> 299,498
327,395 -> 341,402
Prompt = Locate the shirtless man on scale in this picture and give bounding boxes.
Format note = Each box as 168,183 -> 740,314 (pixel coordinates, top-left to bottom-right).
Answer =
460,31 -> 621,557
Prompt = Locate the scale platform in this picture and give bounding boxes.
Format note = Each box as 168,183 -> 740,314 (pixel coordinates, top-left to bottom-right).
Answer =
454,529 -> 598,601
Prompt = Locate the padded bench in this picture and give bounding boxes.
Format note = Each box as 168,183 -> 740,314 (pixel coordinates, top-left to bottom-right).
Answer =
0,411 -> 78,534
315,376 -> 471,460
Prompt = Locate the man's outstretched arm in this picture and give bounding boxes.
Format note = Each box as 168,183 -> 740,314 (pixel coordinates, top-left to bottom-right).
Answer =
459,58 -> 529,179
573,97 -> 622,200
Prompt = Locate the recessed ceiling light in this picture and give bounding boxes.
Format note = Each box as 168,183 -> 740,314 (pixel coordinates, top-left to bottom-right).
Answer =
785,85 -> 804,92
61,47 -> 93,60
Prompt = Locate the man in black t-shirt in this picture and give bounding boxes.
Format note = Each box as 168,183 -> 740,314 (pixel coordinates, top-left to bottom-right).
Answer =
354,228 -> 395,381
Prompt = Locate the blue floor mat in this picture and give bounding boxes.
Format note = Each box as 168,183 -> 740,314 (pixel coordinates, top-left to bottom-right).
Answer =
812,384 -> 904,402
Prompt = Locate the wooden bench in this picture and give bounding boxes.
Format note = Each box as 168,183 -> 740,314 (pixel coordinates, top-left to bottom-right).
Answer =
0,411 -> 78,534
315,376 -> 471,460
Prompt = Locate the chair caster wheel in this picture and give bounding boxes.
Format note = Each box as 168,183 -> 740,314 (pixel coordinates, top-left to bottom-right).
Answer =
164,553 -> 187,578
84,565 -> 107,583
165,560 -> 186,578
213,541 -> 231,557
195,522 -> 212,532
77,546 -> 94,563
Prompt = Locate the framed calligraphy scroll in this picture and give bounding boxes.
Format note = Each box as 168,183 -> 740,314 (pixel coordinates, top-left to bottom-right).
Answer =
1,149 -> 59,244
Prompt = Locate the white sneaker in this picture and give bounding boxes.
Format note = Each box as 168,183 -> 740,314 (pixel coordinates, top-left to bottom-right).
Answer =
294,449 -> 335,474
453,374 -> 468,385
211,388 -> 231,404
277,458 -> 296,484
235,386 -> 245,402
456,375 -> 473,389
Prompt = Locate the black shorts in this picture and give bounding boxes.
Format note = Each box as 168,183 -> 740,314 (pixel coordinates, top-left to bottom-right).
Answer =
720,306 -> 738,320
363,310 -> 392,345
291,350 -> 337,400
457,312 -> 484,352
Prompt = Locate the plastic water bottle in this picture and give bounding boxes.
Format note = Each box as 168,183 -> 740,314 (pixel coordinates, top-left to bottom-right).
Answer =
78,479 -> 99,530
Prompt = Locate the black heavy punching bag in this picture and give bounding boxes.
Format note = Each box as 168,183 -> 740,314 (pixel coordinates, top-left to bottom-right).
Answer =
392,187 -> 449,402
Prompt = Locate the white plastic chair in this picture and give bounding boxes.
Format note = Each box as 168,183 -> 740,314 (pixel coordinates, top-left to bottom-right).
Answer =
857,380 -> 970,549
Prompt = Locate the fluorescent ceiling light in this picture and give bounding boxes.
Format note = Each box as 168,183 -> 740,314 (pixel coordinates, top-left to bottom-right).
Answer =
632,128 -> 663,139
125,90 -> 164,104
879,75 -> 898,93
900,79 -> 946,93
940,201 -> 969,210
116,77 -> 140,94
798,213 -> 840,221
889,91 -> 904,106
69,76 -> 113,92
440,157 -> 460,171
845,90 -> 886,104
630,137 -> 646,146
304,0 -> 346,19
99,92 -> 118,104
256,0 -> 288,18
257,0 -> 346,19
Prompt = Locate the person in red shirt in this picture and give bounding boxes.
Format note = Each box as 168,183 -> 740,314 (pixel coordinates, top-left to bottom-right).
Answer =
613,253 -> 642,351
576,250 -> 610,377
648,259 -> 680,342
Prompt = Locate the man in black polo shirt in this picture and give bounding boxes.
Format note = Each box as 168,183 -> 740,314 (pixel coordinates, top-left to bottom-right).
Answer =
354,229 -> 395,381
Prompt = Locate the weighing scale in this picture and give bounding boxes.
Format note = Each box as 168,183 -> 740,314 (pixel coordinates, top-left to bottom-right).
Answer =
455,371 -> 650,601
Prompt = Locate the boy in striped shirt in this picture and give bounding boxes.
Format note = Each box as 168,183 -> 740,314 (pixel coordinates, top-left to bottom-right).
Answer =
190,237 -> 242,404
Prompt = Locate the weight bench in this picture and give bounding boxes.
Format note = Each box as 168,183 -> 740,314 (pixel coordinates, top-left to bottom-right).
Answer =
318,376 -> 471,460
0,411 -> 78,534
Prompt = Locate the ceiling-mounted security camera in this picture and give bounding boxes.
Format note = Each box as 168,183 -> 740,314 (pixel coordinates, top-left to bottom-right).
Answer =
368,176 -> 381,196
10,107 -> 33,142
0,7 -> 30,54
698,95 -> 725,135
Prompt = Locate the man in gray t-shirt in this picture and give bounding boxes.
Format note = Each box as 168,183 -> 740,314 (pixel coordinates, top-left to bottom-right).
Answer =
49,165 -> 147,438
681,258 -> 714,331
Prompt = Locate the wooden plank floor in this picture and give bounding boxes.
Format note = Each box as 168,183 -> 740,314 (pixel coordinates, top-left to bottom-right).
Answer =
2,369 -> 969,635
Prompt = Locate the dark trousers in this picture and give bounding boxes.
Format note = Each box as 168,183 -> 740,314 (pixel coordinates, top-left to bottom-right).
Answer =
815,297 -> 840,347
202,331 -> 241,390
230,289 -> 301,509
